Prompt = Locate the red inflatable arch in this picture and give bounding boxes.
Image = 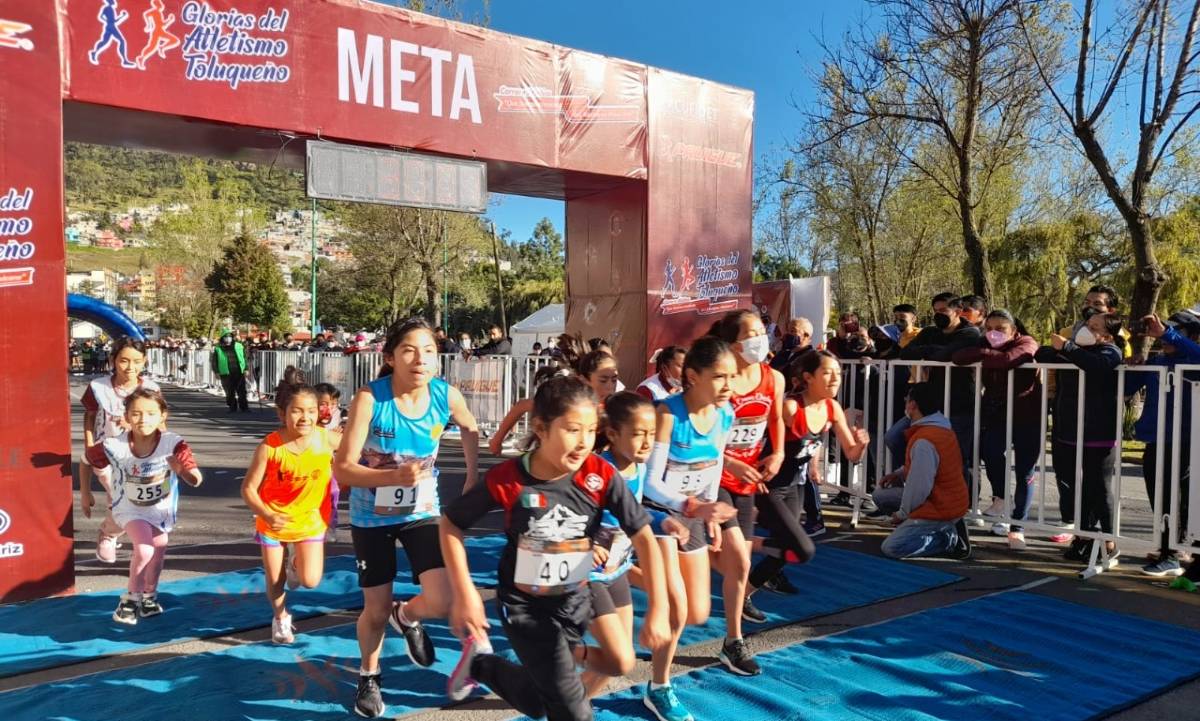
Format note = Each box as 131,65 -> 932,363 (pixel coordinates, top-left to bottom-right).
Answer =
0,0 -> 753,601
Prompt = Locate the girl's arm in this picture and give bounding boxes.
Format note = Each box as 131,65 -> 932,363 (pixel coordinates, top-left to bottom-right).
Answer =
758,368 -> 787,483
488,398 -> 531,456
830,401 -> 870,463
240,443 -> 285,531
168,439 -> 202,487
438,516 -> 488,641
448,387 -> 481,491
630,526 -> 670,650
333,388 -> 421,489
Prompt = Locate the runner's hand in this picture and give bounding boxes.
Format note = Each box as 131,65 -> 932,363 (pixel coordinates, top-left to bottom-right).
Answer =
724,457 -> 762,485
639,608 -> 671,652
757,453 -> 783,483
450,590 -> 490,642
696,500 -> 736,523
487,436 -> 504,456
267,512 -> 289,532
391,462 -> 425,487
662,516 -> 690,545
593,545 -> 610,569
707,521 -> 722,553
80,488 -> 94,519
167,455 -> 185,474
852,426 -> 870,447
878,471 -> 901,488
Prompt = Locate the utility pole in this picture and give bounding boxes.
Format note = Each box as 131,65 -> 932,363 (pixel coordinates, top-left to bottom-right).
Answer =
310,199 -> 318,339
442,223 -> 449,333
490,221 -> 507,334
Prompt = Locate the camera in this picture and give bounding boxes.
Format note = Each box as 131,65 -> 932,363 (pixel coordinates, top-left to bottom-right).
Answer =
1128,318 -> 1148,335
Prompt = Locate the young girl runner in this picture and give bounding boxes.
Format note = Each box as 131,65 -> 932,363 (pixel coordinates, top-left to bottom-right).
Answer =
706,310 -> 786,654
84,389 -> 202,624
241,370 -> 341,644
637,336 -> 740,716
747,352 -> 869,602
315,382 -> 344,542
333,318 -> 480,719
580,392 -> 691,700
577,350 -> 621,408
441,375 -> 671,721
80,337 -> 161,563
488,365 -> 567,455
636,346 -> 686,402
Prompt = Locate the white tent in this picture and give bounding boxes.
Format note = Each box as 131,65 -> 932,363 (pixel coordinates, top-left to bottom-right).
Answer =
509,303 -> 564,358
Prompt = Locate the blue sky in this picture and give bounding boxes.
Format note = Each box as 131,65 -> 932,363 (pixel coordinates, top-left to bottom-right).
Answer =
454,1 -> 864,243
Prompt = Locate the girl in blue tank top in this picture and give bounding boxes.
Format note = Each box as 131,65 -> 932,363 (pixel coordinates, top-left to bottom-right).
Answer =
582,392 -> 689,700
334,319 -> 481,717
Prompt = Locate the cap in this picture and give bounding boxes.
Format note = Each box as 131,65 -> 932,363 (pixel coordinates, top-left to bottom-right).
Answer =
1165,310 -> 1200,334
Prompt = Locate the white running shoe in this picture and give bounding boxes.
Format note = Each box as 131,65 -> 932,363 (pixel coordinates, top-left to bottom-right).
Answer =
991,522 -> 1010,537
982,498 -> 1005,517
1008,531 -> 1027,551
272,613 -> 295,644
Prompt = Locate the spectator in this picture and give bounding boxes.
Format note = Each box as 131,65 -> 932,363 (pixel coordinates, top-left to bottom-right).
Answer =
95,342 -> 111,374
475,325 -> 512,356
827,312 -> 873,360
212,331 -> 249,412
343,332 -> 370,354
1037,312 -> 1124,560
457,331 -> 474,354
959,295 -> 989,328
1056,284 -> 1132,359
770,318 -> 814,372
530,342 -> 543,356
874,382 -> 971,559
282,332 -> 297,350
875,304 -> 922,429
433,327 -> 459,355
637,345 -> 686,401
890,294 -> 982,487
952,309 -> 1041,550
1127,311 -> 1200,577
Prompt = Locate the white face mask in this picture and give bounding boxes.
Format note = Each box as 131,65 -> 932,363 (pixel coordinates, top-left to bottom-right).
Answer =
1074,327 -> 1098,347
738,334 -> 770,365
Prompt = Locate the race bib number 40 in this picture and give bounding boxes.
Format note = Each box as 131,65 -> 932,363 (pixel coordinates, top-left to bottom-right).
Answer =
514,537 -> 592,595
125,473 -> 170,507
664,458 -> 721,497
727,416 -> 767,450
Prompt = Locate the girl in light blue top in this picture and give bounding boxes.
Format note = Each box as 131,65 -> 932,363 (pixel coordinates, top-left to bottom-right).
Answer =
334,318 -> 480,718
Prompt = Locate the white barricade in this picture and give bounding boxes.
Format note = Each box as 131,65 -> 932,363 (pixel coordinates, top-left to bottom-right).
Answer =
448,355 -> 513,434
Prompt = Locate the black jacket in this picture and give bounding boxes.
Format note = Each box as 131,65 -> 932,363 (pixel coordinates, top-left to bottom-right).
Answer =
1035,341 -> 1123,443
899,322 -> 982,416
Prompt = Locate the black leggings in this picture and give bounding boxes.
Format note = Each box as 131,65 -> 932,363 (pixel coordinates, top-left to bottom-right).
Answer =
749,482 -> 816,589
472,593 -> 592,721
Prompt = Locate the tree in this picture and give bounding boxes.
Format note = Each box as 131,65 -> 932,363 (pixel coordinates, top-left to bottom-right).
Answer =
505,217 -> 566,322
206,232 -> 291,332
815,0 -> 1054,298
1017,0 -> 1200,351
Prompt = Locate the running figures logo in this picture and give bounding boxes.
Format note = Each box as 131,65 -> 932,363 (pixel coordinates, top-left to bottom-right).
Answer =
0,19 -> 34,51
524,504 -> 589,543
0,508 -> 23,559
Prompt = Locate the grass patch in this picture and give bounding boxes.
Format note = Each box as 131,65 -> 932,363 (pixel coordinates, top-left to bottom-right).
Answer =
66,245 -> 152,276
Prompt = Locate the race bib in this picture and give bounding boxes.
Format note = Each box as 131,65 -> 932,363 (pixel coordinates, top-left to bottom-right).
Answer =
664,458 -> 721,497
371,455 -> 438,516
604,531 -> 633,574
727,416 -> 768,450
514,537 -> 592,595
125,473 -> 170,507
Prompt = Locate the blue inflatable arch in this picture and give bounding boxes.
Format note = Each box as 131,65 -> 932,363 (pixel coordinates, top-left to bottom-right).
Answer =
67,293 -> 145,341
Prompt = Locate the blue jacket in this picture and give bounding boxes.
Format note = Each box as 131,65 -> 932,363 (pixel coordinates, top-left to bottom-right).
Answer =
1126,328 -> 1200,443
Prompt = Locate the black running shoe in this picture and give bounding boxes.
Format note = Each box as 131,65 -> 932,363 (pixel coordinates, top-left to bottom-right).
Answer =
741,597 -> 767,624
112,597 -> 138,625
947,519 -> 972,560
826,493 -> 852,508
138,595 -> 164,618
354,673 -> 385,718
719,638 -> 761,676
764,571 -> 799,595
389,600 -> 435,668
1064,538 -> 1093,562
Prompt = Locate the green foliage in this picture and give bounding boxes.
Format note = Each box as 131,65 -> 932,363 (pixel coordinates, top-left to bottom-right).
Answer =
752,248 -> 806,282
504,217 -> 565,323
206,233 -> 291,332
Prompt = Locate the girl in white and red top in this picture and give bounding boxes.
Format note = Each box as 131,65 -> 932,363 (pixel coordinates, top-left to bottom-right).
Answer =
80,337 -> 161,564
636,345 -> 686,402
85,388 -> 202,625
706,309 -> 786,675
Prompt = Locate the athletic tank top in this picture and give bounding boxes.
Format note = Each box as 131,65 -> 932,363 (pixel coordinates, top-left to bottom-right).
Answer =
592,450 -> 647,583
88,430 -> 192,532
83,375 -> 162,441
350,375 -> 451,528
659,391 -> 733,502
789,397 -> 833,461
636,374 -> 674,402
256,427 -> 334,541
720,363 -> 777,494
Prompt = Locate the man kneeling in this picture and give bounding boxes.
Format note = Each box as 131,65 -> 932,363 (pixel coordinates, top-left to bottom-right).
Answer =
875,383 -> 971,560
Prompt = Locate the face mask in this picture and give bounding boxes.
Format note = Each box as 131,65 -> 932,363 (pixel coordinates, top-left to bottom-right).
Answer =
221,337 -> 232,346
460,338 -> 471,350
985,330 -> 1009,349
895,319 -> 910,332
933,313 -> 952,330
1074,327 -> 1098,347
326,341 -> 336,349
666,375 -> 682,390
738,335 -> 770,364
1081,306 -> 1101,322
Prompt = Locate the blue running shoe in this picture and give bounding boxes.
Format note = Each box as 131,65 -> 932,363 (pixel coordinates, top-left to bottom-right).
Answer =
643,682 -> 694,721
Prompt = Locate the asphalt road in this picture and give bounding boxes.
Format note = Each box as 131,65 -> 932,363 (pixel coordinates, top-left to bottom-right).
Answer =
22,375 -> 1199,719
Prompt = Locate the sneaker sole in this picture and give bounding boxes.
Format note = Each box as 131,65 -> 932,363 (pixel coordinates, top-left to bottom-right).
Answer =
390,611 -> 435,669
95,551 -> 117,564
112,614 -> 137,625
741,613 -> 767,624
718,651 -> 760,676
643,692 -> 693,721
447,642 -> 483,702
1141,568 -> 1184,578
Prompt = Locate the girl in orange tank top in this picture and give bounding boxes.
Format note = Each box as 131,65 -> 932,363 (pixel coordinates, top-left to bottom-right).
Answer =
241,369 -> 342,644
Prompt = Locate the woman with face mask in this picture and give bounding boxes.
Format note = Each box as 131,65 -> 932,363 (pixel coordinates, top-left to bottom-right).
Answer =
637,345 -> 687,402
1036,312 -> 1125,563
952,310 -> 1041,550
704,310 -> 786,662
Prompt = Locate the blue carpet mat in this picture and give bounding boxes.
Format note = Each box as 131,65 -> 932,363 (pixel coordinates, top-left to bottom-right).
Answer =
579,591 -> 1200,721
0,535 -> 503,678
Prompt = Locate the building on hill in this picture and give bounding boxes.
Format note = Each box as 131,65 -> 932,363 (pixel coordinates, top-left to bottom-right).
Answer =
67,269 -> 119,305
94,230 -> 124,250
155,264 -> 188,289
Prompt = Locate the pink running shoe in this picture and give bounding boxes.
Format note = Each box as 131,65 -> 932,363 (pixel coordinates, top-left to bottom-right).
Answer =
447,635 -> 493,702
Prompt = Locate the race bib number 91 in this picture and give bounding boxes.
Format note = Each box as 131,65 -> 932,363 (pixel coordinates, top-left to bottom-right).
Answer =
514,537 -> 591,595
373,456 -> 437,516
